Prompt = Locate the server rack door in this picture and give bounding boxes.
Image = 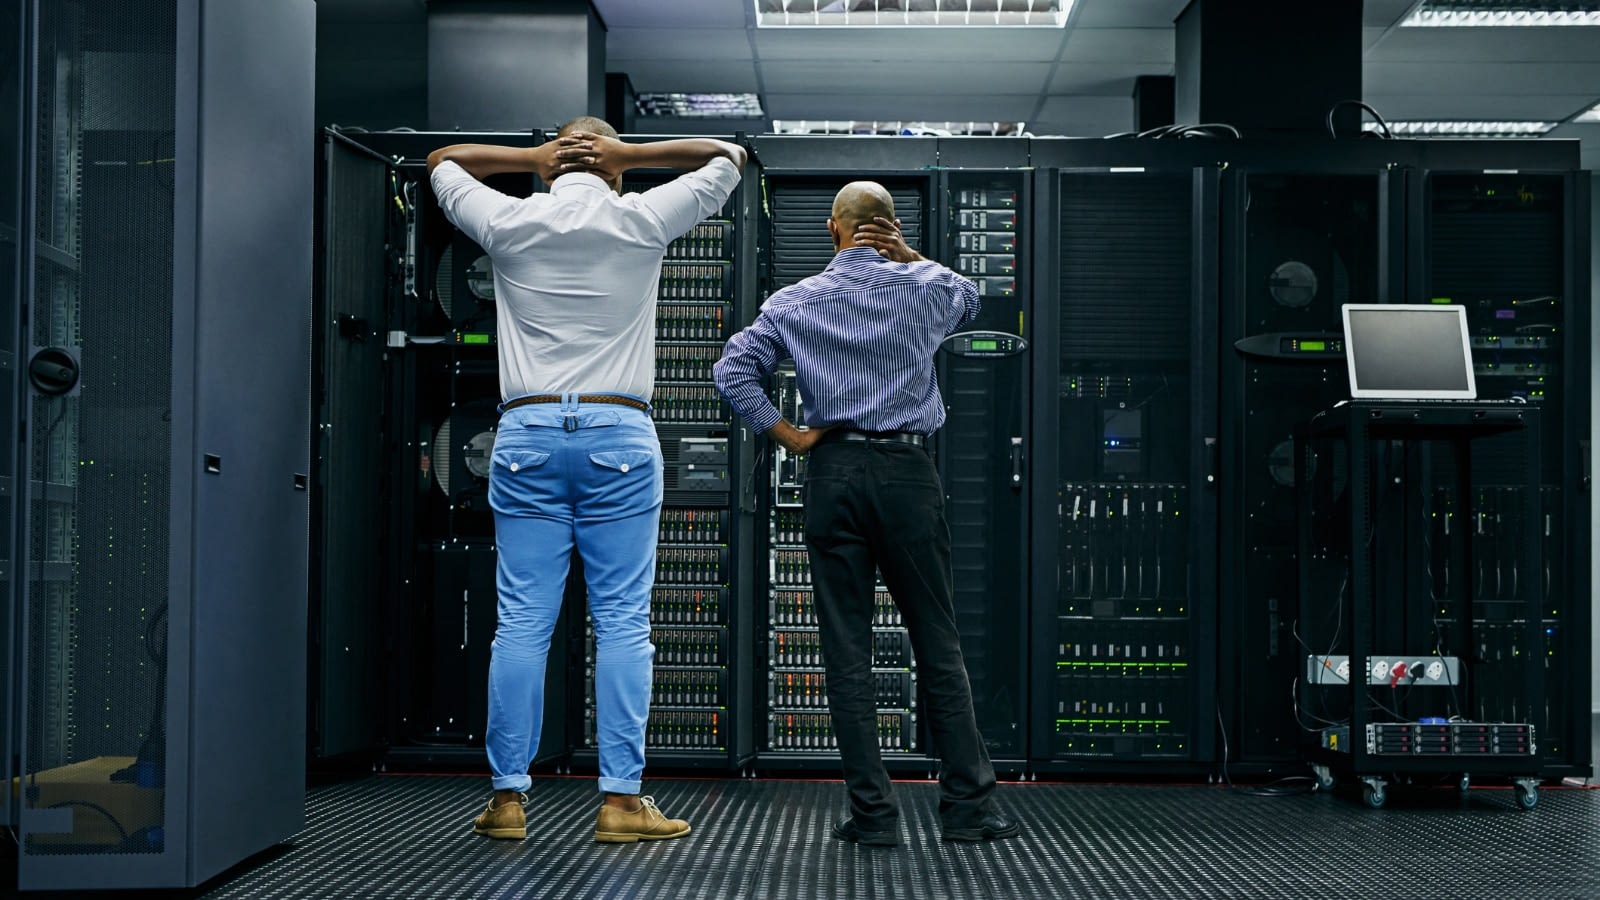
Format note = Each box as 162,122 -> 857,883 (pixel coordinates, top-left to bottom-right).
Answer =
1032,166 -> 1220,772
1413,164 -> 1592,778
15,0 -> 314,888
311,133 -> 394,760
1218,166 -> 1404,769
758,171 -> 934,767
1,0 -> 24,831
14,0 -> 179,877
936,170 -> 1030,766
353,135 -> 577,770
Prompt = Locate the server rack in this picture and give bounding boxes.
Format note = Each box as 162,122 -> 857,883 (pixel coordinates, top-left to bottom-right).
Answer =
746,136 -> 1036,772
312,130 -> 570,770
1217,147 -> 1408,771
313,131 -> 758,774
569,151 -> 760,770
1407,145 -> 1591,779
7,1 -> 313,890
753,145 -> 936,768
936,149 -> 1034,771
1027,142 -> 1221,775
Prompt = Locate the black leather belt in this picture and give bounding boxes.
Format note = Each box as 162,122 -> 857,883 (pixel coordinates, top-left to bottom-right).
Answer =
827,429 -> 925,448
501,394 -> 649,413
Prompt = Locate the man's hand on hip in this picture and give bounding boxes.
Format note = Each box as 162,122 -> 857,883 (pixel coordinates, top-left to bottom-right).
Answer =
769,420 -> 831,455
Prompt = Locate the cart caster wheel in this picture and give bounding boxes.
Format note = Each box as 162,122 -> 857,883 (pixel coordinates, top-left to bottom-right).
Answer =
1515,782 -> 1538,810
1313,765 -> 1336,792
1362,780 -> 1387,809
1458,775 -> 1471,794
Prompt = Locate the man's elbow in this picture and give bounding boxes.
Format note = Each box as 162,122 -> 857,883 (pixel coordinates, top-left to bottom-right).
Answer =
719,142 -> 748,169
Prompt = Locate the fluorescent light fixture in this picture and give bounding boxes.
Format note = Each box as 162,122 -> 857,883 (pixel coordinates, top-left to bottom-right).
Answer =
1575,101 -> 1600,122
1365,120 -> 1558,137
771,120 -> 1026,135
754,0 -> 1072,28
636,93 -> 766,119
1401,1 -> 1600,26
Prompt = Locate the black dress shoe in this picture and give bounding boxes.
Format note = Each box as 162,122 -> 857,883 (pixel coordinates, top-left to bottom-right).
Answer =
942,814 -> 1021,842
831,816 -> 899,846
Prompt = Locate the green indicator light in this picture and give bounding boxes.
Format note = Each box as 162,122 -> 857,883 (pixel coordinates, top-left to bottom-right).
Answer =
1431,297 -> 1453,304
461,333 -> 491,345
1300,340 -> 1326,352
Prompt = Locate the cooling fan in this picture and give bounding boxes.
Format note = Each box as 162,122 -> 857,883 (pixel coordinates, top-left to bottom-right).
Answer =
429,398 -> 499,537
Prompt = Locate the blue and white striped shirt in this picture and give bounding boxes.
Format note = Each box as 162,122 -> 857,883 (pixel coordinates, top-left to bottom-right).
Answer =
714,246 -> 980,436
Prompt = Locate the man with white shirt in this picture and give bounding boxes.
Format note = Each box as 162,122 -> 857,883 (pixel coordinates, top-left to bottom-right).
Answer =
427,118 -> 744,843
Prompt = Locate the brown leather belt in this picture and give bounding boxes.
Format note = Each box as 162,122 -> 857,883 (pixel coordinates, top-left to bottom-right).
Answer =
501,394 -> 649,413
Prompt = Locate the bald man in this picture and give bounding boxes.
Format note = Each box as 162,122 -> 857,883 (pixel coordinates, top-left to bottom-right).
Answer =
429,118 -> 745,844
714,182 -> 1020,845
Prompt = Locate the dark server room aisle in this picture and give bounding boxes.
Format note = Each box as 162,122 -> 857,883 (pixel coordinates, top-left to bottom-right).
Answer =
178,774 -> 1600,900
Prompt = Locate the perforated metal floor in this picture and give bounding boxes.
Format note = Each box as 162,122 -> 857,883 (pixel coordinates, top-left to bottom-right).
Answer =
171,772 -> 1600,899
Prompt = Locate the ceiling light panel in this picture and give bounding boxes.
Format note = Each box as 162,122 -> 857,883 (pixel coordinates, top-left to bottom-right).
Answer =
1401,1 -> 1600,26
772,120 -> 1026,135
1576,101 -> 1600,122
636,93 -> 767,119
1365,120 -> 1559,137
755,0 -> 1073,28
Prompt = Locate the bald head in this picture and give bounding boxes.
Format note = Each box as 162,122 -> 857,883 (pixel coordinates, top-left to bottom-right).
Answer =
830,181 -> 896,233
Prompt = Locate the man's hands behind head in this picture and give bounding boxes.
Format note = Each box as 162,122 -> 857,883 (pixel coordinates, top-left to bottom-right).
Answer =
534,131 -> 628,183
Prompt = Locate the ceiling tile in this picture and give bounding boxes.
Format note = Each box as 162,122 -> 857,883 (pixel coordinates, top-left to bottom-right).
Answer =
610,60 -> 762,93
1072,0 -> 1189,29
1059,28 -> 1174,63
591,0 -> 748,29
1365,62 -> 1600,95
607,27 -> 753,61
1049,61 -> 1173,93
1366,26 -> 1600,63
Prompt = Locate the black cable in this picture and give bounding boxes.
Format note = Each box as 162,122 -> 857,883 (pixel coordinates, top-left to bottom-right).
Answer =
1326,99 -> 1393,140
46,801 -> 130,842
1215,703 -> 1316,796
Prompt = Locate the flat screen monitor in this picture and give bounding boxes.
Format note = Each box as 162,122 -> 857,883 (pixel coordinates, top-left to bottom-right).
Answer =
1341,304 -> 1477,400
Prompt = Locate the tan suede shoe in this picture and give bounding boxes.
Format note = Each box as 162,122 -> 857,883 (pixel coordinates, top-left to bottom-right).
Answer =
472,792 -> 528,840
594,796 -> 691,843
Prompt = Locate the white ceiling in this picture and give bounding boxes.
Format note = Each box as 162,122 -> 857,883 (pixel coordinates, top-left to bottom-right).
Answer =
319,0 -> 1600,159
588,0 -> 1600,154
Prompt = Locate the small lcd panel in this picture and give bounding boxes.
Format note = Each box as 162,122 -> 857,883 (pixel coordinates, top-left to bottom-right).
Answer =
1341,304 -> 1476,400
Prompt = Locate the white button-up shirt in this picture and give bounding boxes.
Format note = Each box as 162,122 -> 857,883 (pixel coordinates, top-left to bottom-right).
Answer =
431,157 -> 741,402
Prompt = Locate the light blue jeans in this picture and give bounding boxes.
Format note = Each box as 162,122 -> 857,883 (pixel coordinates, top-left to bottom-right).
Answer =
486,393 -> 661,795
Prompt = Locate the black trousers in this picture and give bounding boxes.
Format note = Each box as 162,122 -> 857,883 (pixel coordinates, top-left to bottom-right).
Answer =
802,439 -> 996,830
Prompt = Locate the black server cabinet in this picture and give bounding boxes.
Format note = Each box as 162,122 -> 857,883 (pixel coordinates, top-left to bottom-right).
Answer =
748,136 -> 1033,771
567,148 -> 760,770
7,0 -> 313,891
1408,148 -> 1590,779
938,165 -> 1031,768
1029,161 -> 1220,773
1218,156 -> 1406,769
313,130 -> 571,770
314,132 -> 758,773
755,158 -> 934,766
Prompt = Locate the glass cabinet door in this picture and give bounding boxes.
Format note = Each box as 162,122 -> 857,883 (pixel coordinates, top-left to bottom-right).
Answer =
17,0 -> 175,861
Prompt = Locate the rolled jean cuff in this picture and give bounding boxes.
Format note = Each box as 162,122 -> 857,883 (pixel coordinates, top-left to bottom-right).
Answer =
493,774 -> 533,793
598,776 -> 642,795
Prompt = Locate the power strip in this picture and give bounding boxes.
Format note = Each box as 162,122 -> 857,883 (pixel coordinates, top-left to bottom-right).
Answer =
1306,654 -> 1461,686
